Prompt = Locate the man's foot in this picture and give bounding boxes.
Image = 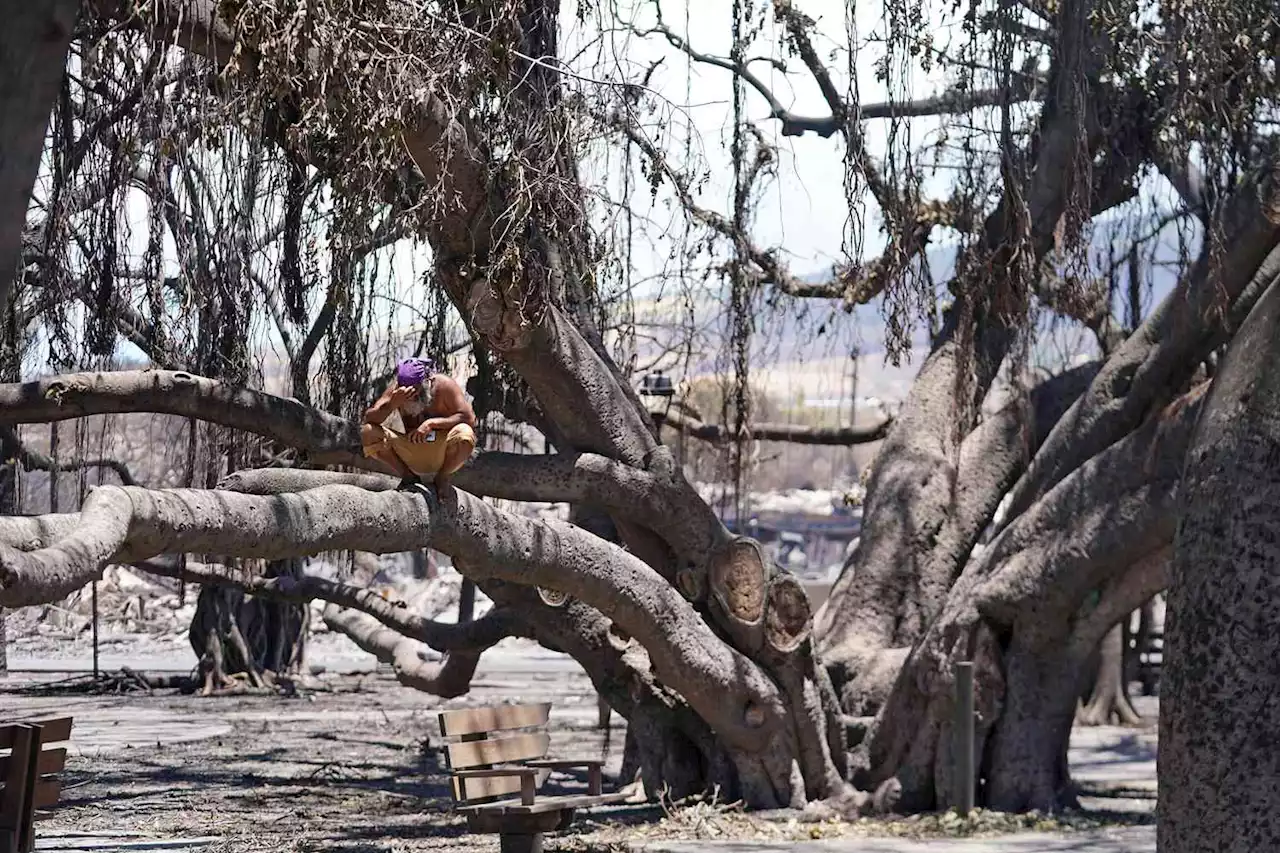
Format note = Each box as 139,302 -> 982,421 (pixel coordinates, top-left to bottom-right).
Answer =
433,475 -> 455,499
400,480 -> 439,509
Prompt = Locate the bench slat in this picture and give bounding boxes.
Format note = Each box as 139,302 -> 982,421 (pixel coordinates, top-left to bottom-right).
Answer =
460,790 -> 630,816
438,703 -> 551,737
0,718 -> 73,749
445,733 -> 549,770
0,748 -> 67,779
452,768 -> 550,803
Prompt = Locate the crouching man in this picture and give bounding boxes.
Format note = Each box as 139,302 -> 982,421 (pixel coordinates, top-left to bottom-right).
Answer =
361,357 -> 477,495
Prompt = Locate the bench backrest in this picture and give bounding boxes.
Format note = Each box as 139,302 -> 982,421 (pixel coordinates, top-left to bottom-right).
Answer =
438,703 -> 552,803
0,717 -> 74,852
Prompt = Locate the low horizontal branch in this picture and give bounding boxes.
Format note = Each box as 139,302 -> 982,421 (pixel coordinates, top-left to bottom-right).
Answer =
0,482 -> 787,753
133,556 -> 521,652
322,603 -> 483,698
219,451 -> 720,566
654,410 -> 892,445
0,370 -> 361,462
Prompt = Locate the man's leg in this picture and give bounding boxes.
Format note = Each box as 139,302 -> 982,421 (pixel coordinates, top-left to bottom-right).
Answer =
361,424 -> 418,484
435,425 -> 477,493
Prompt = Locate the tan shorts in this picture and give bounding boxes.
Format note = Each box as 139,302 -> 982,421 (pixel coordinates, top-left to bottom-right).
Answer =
363,422 -> 476,476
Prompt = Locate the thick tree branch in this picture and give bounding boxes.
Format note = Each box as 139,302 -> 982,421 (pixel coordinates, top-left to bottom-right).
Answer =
321,603 -> 483,698
1003,174 -> 1280,523
1067,548 -> 1169,660
858,79 -> 1046,121
0,484 -> 788,755
217,450 -> 717,562
975,384 -> 1206,635
0,370 -> 362,463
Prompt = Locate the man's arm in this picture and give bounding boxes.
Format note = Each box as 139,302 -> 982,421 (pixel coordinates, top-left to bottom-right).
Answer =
417,376 -> 477,433
364,386 -> 403,425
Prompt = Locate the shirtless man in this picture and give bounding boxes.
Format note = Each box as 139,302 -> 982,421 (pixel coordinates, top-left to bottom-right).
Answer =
361,357 -> 477,494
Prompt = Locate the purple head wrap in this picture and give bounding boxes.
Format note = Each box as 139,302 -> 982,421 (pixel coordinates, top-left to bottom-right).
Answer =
395,357 -> 436,387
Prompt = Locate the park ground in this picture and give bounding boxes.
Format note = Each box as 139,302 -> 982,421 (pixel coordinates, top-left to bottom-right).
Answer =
3,631 -> 1158,853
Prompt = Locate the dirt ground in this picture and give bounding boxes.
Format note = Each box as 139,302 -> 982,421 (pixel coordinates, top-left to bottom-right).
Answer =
2,596 -> 1162,850
1,637 -> 1156,853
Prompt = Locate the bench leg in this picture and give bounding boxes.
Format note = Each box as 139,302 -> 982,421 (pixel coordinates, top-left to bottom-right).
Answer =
499,832 -> 543,853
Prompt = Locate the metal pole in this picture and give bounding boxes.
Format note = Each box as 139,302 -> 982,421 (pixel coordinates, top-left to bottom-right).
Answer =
953,660 -> 975,815
91,580 -> 100,680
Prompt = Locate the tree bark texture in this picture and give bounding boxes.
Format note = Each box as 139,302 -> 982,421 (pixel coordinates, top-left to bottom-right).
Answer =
0,0 -> 78,308
858,386 -> 1199,813
1160,274 -> 1280,852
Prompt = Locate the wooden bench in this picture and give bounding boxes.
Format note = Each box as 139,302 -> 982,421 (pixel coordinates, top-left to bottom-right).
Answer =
0,717 -> 73,853
438,702 -> 626,853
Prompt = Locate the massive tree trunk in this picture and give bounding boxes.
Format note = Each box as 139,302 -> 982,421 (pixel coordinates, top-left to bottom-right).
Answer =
1160,274 -> 1280,852
858,380 -> 1195,812
0,0 -> 78,307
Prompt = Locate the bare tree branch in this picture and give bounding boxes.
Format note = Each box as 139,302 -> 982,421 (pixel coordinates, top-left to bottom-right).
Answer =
976,384 -> 1206,631
0,370 -> 362,463
636,12 -> 840,137
321,602 -> 483,698
609,114 -> 953,305
858,78 -> 1046,121
133,555 -> 521,652
1067,548 -> 1169,659
0,424 -> 139,486
654,409 -> 892,445
1003,174 -> 1280,522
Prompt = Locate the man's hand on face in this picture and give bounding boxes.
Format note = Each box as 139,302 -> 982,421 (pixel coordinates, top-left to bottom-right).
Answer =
410,418 -> 451,443
390,385 -> 418,406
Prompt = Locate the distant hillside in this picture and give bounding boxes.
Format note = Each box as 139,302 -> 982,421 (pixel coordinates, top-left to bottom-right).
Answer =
627,215 -> 1194,406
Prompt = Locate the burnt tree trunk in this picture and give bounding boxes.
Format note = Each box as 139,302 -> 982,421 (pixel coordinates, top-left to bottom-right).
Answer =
1160,275 -> 1280,851
859,385 -> 1196,812
190,558 -> 308,692
1076,624 -> 1142,726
